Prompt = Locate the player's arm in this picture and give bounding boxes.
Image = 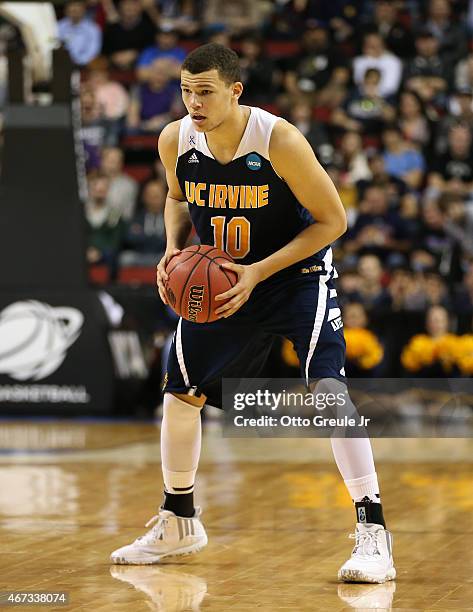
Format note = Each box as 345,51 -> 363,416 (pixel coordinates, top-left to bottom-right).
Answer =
216,121 -> 347,318
156,120 -> 193,304
254,119 -> 347,282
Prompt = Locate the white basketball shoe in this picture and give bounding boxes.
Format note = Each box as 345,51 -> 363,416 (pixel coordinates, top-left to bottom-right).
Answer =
110,507 -> 208,565
338,523 -> 396,583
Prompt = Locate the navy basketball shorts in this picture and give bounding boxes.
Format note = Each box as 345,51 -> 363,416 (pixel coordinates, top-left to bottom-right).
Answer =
164,272 -> 346,409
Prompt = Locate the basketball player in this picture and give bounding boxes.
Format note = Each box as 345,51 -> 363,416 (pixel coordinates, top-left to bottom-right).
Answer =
111,43 -> 396,584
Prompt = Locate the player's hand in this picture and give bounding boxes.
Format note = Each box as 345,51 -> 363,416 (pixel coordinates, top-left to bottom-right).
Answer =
156,248 -> 181,304
214,262 -> 262,318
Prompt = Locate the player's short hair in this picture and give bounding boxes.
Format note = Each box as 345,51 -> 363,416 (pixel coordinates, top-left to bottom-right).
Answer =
182,43 -> 241,85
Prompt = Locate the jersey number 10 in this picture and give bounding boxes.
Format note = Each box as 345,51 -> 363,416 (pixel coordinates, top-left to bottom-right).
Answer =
211,216 -> 250,259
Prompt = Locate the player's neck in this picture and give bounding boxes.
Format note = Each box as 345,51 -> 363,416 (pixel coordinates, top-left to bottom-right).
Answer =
205,105 -> 250,158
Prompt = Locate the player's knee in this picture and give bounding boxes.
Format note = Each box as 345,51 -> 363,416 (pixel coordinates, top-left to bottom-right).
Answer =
162,394 -> 203,434
311,378 -> 356,419
167,391 -> 205,410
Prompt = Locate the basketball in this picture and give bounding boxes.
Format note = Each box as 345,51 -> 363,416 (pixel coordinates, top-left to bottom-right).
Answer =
164,245 -> 238,323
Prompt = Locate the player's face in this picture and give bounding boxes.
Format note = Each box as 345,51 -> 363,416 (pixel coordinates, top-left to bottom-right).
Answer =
180,69 -> 242,132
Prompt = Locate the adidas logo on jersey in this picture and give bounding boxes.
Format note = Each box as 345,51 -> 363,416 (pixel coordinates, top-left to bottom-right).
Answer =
188,153 -> 199,164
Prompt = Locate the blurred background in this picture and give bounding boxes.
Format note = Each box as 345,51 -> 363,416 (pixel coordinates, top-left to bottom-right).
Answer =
1,0 -> 473,418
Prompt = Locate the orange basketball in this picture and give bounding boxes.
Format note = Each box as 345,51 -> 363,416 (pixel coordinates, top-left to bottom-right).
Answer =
164,245 -> 238,323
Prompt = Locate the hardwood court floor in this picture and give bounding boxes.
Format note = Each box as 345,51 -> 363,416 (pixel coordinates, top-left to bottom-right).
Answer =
0,420 -> 472,611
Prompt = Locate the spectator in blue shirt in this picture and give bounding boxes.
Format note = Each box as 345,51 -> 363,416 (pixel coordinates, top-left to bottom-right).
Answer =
382,126 -> 426,190
136,25 -> 186,81
58,0 -> 102,66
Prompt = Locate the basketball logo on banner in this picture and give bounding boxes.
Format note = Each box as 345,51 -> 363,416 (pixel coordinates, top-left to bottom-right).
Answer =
0,301 -> 84,381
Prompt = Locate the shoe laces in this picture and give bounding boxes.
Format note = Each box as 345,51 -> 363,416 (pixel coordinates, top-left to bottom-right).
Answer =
135,514 -> 169,545
349,530 -> 380,557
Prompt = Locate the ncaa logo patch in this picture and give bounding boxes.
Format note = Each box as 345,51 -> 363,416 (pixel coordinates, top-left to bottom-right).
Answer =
246,153 -> 262,171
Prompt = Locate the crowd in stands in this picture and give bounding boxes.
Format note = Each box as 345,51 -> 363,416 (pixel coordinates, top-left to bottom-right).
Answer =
1,0 -> 473,376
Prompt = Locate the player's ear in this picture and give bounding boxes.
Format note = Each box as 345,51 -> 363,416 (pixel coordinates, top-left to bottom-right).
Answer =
232,82 -> 243,101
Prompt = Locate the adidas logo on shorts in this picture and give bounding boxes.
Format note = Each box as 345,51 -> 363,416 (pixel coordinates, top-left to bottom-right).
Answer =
188,153 -> 199,164
328,307 -> 343,331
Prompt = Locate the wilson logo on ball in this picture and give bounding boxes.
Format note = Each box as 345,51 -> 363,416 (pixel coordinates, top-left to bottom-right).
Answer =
188,285 -> 205,322
0,300 -> 84,381
165,245 -> 237,323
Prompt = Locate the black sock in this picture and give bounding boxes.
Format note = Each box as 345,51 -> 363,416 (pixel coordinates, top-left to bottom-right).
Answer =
355,496 -> 386,528
162,491 -> 195,518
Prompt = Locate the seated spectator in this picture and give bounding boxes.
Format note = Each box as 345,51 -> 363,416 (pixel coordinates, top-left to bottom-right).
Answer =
401,304 -> 458,375
343,302 -> 384,376
102,0 -> 156,70
353,32 -> 402,98
325,162 -> 358,226
344,185 -> 410,263
100,147 -> 138,220
264,0 -> 311,40
85,173 -> 124,277
202,0 -> 268,38
239,34 -> 278,105
425,0 -> 468,66
127,58 -> 182,133
409,249 -> 438,275
404,28 -> 449,104
87,64 -> 130,146
58,0 -> 102,66
331,68 -> 396,136
454,262 -> 473,314
334,131 -> 372,186
400,268 -> 449,310
359,153 -> 407,204
120,179 -> 167,266
439,193 -> 473,281
421,272 -> 451,309
357,254 -> 392,311
266,1 -> 359,42
428,124 -> 473,197
338,268 -> 363,305
387,267 -> 418,311
153,1 -> 200,37
283,22 -> 349,102
399,193 -> 424,244
360,0 -> 414,59
435,89 -> 473,155
425,303 -> 450,336
289,99 -> 333,165
412,201 -> 450,277
328,134 -> 369,226
454,53 -> 473,90
136,24 -> 186,81
449,87 -> 473,121
382,126 -> 425,190
398,90 -> 432,150
80,86 -> 106,171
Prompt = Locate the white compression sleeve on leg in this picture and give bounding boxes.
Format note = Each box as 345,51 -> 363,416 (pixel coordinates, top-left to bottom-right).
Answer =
161,393 -> 203,494
331,437 -> 380,501
312,379 -> 380,502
